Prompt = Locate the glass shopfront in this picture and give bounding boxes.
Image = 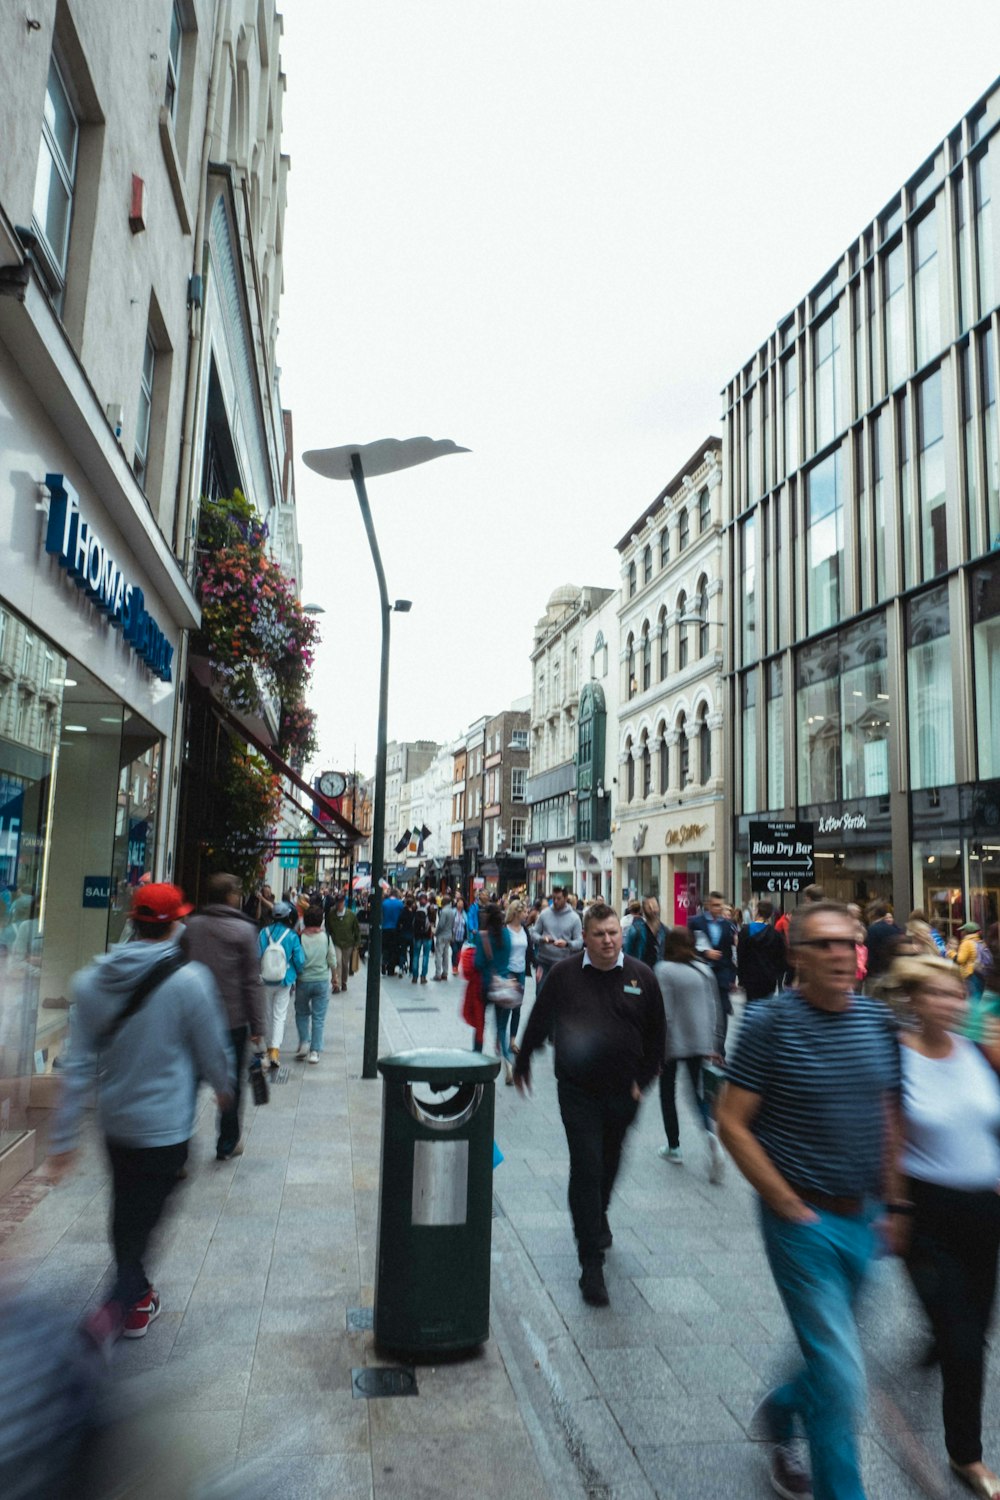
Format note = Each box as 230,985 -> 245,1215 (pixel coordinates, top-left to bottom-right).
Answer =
0,600 -> 161,1158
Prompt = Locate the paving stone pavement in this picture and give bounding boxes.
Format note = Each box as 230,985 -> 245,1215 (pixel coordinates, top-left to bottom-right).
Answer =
0,966 -> 992,1499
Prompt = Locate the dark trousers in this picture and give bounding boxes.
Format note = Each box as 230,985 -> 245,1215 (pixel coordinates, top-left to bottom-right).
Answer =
905,1178 -> 1000,1465
218,1025 -> 248,1157
382,930 -> 398,974
659,1056 -> 710,1148
106,1138 -> 188,1309
557,1080 -> 638,1267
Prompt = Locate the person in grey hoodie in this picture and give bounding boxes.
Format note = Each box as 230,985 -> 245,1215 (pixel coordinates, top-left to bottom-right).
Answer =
181,871 -> 265,1160
532,887 -> 583,993
49,883 -> 232,1343
433,895 -> 456,981
654,924 -> 726,1183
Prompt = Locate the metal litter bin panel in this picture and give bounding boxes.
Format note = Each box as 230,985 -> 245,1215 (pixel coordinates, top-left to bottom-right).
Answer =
411,1139 -> 468,1225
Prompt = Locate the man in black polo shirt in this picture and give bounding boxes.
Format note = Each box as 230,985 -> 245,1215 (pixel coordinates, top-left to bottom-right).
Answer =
718,900 -> 900,1500
514,901 -> 664,1308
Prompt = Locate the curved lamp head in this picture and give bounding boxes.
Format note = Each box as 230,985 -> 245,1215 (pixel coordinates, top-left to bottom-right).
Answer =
302,436 -> 469,481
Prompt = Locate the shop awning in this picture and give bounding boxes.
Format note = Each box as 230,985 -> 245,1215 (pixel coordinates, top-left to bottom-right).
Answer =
211,700 -> 362,845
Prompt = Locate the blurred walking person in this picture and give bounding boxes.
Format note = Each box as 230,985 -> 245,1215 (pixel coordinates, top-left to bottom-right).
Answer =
296,905 -> 334,1064
410,891 -> 433,985
434,893 -> 456,981
325,888 -> 361,993
451,895 -> 468,974
737,898 -> 787,1002
181,872 -> 264,1161
654,926 -> 725,1181
473,902 -> 517,1082
48,884 -> 232,1343
623,896 -> 666,967
258,901 -> 305,1068
514,902 -> 663,1308
532,886 -> 583,994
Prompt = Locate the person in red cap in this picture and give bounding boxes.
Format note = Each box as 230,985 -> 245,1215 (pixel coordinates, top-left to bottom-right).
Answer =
48,883 -> 232,1344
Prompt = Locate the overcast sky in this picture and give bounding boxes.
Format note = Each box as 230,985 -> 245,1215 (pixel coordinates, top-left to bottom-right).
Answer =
278,1 -> 1000,777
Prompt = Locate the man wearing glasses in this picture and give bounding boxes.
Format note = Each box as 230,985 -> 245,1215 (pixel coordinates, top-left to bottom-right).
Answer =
717,900 -> 900,1500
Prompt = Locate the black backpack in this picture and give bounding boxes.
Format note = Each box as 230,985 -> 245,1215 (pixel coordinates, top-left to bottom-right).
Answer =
413,907 -> 430,940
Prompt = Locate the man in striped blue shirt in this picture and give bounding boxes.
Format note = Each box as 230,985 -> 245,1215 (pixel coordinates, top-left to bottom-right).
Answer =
718,900 -> 900,1500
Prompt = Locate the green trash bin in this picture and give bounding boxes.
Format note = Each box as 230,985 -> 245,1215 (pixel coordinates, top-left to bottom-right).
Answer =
374,1048 -> 500,1356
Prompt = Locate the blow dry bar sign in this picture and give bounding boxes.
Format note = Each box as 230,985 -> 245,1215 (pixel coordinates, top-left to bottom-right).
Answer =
748,820 -> 815,893
45,474 -> 174,682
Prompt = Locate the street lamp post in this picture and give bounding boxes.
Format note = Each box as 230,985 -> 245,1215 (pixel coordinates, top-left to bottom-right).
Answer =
302,437 -> 468,1078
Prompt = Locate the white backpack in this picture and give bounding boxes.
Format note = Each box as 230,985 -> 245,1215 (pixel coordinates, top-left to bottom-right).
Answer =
260,929 -> 289,984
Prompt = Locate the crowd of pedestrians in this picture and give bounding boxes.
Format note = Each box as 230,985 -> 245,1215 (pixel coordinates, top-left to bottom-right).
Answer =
33,864 -> 1000,1500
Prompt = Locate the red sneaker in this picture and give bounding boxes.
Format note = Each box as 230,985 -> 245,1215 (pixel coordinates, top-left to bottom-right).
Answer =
83,1298 -> 125,1350
123,1287 -> 161,1339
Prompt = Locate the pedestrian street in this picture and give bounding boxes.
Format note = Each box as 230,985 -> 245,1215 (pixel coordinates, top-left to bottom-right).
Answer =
0,968 -> 989,1499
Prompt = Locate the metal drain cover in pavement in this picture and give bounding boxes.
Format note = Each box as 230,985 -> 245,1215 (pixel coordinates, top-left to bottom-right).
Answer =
346,1307 -> 373,1331
395,1007 -> 440,1013
269,1067 -> 291,1084
352,1366 -> 417,1399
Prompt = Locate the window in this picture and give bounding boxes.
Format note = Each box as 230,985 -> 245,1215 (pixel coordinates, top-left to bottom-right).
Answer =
917,369 -> 946,579
678,508 -> 689,551
741,514 -> 757,660
761,376 -> 770,493
974,146 -> 995,320
741,674 -> 757,812
697,703 -> 711,785
32,56 -> 79,306
907,584 -> 954,790
641,621 -> 651,691
852,281 -> 864,418
871,408 -> 887,601
972,556 -> 1000,779
657,720 -> 668,792
783,353 -> 799,474
855,427 -> 871,612
133,330 -> 156,488
955,174 -> 971,337
806,447 -> 843,635
884,243 -> 907,391
659,526 -> 669,569
510,817 -> 526,855
165,1 -> 183,121
698,487 -> 711,533
840,617 -> 890,799
962,344 -> 979,555
625,738 -> 635,801
982,327 -> 1000,549
509,728 -> 528,749
626,633 -> 636,699
797,637 -> 841,804
643,545 -> 652,586
813,306 -> 843,452
677,713 -> 689,787
641,732 -> 651,798
913,210 -> 941,369
21,633 -> 35,679
898,392 -> 915,588
745,388 -> 758,502
628,561 -> 637,597
867,264 -> 882,403
511,767 -> 526,802
696,576 -> 709,658
591,630 -> 608,679
657,606 -> 668,680
766,658 -> 784,809
677,592 -> 688,670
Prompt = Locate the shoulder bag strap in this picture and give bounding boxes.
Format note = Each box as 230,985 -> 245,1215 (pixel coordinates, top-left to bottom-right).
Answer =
95,951 -> 187,1050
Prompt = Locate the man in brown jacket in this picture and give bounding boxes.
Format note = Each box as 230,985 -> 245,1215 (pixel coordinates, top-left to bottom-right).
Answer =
181,872 -> 265,1160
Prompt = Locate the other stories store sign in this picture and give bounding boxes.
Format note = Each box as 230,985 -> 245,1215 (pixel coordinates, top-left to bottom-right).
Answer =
45,474 -> 174,682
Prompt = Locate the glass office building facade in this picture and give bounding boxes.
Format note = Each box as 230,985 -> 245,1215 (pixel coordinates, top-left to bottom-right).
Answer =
724,79 -> 1000,938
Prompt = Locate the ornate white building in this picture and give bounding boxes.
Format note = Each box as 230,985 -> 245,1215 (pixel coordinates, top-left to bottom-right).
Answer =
613,439 -> 727,920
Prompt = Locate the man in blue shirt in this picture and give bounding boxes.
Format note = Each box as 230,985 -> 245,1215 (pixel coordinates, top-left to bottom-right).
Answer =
380,888 -> 404,975
688,891 -> 738,1048
718,900 -> 900,1500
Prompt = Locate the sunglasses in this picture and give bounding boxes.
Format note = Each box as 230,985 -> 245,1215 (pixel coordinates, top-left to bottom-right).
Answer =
796,938 -> 857,953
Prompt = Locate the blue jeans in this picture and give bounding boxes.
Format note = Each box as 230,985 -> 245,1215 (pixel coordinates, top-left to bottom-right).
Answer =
759,1201 -> 877,1500
411,937 -> 431,978
295,980 -> 330,1052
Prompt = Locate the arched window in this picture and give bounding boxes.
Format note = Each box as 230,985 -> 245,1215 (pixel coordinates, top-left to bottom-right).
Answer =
659,526 -> 670,569
657,719 -> 668,792
698,703 -> 712,784
641,620 -> 651,691
641,730 -> 652,798
677,713 -> 689,787
699,487 -> 711,533
658,606 -> 668,680
625,737 -> 635,801
592,629 -> 608,678
678,508 -> 689,551
696,575 -> 710,657
677,591 -> 689,670
626,633 -> 636,699
628,560 -> 637,597
643,545 -> 653,586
